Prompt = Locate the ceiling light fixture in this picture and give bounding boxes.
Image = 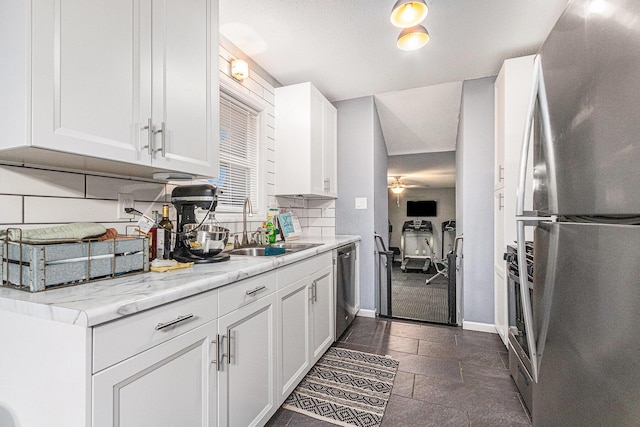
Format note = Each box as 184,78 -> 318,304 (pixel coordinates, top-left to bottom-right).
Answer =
390,0 -> 429,28
396,25 -> 430,51
390,176 -> 405,194
231,59 -> 249,81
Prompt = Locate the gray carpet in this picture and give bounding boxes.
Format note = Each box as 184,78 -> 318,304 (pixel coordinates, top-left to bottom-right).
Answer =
391,265 -> 449,324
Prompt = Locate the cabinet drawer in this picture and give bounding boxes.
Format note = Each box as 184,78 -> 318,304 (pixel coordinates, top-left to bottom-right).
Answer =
218,271 -> 276,317
92,289 -> 218,373
277,252 -> 333,289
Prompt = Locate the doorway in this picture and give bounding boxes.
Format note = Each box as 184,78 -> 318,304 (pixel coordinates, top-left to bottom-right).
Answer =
382,152 -> 458,325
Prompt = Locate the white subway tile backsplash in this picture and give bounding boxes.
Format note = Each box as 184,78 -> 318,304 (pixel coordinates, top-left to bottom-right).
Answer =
0,165 -> 84,197
321,227 -> 336,237
304,227 -> 322,237
307,208 -> 322,218
307,199 -> 336,209
24,197 -> 122,223
322,208 -> 335,218
86,176 -> 166,202
308,217 -> 335,228
0,195 -> 22,224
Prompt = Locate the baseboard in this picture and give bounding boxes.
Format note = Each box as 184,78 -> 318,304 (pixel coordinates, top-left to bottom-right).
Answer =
462,321 -> 497,334
356,309 -> 376,318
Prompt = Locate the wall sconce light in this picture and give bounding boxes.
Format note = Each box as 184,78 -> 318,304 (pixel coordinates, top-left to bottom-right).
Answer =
231,59 -> 249,81
397,25 -> 430,51
390,0 -> 429,28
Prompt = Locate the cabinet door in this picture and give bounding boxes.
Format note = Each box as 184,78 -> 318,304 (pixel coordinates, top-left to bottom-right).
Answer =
93,319 -> 217,427
151,0 -> 218,177
310,265 -> 335,363
494,69 -> 506,191
277,277 -> 311,402
218,293 -> 277,427
494,189 -> 508,346
323,101 -> 338,197
309,87 -> 326,195
31,0 -> 150,164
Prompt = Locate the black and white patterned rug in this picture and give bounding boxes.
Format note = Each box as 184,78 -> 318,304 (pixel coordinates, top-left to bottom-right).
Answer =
283,347 -> 399,427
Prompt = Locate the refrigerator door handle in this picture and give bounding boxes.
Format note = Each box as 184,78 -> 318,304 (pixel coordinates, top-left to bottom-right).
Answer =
516,55 -> 558,217
516,55 -> 540,217
517,220 -> 540,382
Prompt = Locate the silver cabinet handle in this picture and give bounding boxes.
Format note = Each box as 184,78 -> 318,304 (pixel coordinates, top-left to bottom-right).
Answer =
498,193 -> 504,211
226,329 -> 232,365
212,335 -> 220,370
312,281 -> 317,303
499,165 -> 504,183
154,122 -> 166,157
324,178 -> 330,192
142,118 -> 153,155
246,285 -> 266,296
155,313 -> 193,331
219,334 -> 227,369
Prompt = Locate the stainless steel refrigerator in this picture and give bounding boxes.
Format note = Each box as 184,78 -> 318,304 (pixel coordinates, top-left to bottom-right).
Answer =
515,0 -> 640,425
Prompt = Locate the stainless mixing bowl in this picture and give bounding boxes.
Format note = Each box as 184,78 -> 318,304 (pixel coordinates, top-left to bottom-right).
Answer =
183,223 -> 229,256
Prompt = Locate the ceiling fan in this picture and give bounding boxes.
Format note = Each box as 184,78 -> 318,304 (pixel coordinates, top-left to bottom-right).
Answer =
389,176 -> 405,194
387,175 -> 429,193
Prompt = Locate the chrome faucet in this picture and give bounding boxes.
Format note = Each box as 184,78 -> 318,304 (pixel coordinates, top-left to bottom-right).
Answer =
241,197 -> 253,246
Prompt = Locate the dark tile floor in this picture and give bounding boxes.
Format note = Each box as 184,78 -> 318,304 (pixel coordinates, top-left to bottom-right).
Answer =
267,316 -> 531,427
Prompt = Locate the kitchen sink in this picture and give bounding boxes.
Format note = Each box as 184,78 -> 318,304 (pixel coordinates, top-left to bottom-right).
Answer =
228,242 -> 322,257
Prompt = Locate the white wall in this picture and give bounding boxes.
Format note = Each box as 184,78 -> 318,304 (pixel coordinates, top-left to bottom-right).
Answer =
457,77 -> 496,327
388,187 -> 456,260
0,40 -> 336,238
335,96 -> 387,312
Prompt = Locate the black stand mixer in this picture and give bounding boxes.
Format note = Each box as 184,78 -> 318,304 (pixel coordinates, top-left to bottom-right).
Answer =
171,184 -> 230,263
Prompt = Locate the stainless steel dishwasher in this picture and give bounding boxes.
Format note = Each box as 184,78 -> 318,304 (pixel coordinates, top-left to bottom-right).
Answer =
335,243 -> 357,339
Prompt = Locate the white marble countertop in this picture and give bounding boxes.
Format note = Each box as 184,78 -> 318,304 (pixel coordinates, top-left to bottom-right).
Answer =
0,235 -> 360,327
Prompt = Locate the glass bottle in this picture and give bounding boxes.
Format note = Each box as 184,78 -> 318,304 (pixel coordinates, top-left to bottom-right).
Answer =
148,210 -> 159,261
159,204 -> 173,259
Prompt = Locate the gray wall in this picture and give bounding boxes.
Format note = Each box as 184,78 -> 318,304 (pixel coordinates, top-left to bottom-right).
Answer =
335,96 -> 388,312
388,187 -> 456,259
456,77 -> 496,325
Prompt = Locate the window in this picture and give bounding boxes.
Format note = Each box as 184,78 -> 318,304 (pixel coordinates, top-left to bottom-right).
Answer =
216,92 -> 259,211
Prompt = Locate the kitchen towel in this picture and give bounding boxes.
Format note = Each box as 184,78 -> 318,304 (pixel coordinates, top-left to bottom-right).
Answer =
0,223 -> 107,244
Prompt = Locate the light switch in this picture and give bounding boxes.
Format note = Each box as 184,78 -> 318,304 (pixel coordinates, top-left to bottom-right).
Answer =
355,197 -> 367,210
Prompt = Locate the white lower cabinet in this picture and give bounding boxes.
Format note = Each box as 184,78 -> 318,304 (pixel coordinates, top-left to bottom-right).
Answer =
277,253 -> 335,403
93,319 -> 218,427
310,265 -> 334,363
217,292 -> 278,427
278,277 -> 311,400
0,251 -> 342,426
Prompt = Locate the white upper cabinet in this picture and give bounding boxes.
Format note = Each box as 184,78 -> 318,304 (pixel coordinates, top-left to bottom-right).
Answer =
0,0 -> 218,179
275,82 -> 338,198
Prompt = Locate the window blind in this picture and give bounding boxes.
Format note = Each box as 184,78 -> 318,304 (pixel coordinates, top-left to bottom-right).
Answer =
218,93 -> 258,209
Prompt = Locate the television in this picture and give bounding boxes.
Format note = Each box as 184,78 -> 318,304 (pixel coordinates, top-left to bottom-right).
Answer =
407,200 -> 437,217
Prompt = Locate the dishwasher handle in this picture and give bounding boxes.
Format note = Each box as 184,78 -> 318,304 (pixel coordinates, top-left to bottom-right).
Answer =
337,243 -> 356,256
